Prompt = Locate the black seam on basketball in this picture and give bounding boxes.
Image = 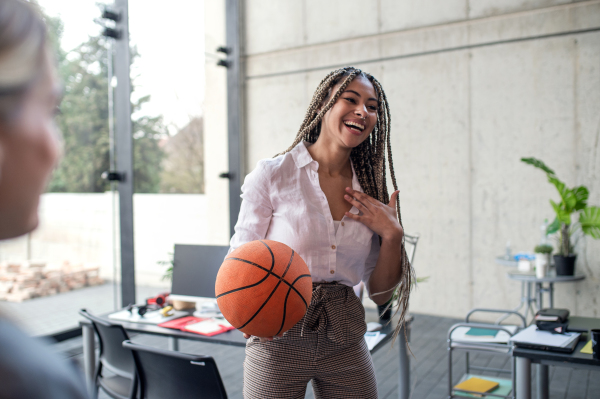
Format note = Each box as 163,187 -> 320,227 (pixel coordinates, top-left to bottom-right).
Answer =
276,272 -> 311,336
217,257 -> 308,300
217,241 -> 274,298
239,249 -> 295,330
277,286 -> 293,336
215,258 -> 272,298
274,251 -> 296,335
289,274 -> 311,308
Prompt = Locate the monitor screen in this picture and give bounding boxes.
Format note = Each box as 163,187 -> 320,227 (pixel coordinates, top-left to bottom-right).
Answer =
169,244 -> 230,302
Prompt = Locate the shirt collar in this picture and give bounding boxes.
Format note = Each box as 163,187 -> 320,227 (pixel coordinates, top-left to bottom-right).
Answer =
291,141 -> 314,169
291,140 -> 363,193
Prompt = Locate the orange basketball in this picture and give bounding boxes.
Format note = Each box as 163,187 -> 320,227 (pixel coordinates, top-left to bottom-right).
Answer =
215,240 -> 312,338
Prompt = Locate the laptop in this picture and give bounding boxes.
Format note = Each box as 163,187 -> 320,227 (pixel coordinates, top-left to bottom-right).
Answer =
510,325 -> 581,353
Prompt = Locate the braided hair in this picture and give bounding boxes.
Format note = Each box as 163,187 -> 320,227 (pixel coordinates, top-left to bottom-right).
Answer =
280,66 -> 415,342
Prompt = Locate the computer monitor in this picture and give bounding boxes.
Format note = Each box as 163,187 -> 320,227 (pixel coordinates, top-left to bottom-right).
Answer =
168,244 -> 230,315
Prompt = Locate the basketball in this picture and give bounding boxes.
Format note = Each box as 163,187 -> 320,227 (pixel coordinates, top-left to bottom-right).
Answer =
215,240 -> 312,338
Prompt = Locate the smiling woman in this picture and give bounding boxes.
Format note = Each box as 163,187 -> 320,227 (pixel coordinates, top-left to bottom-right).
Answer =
229,66 -> 414,399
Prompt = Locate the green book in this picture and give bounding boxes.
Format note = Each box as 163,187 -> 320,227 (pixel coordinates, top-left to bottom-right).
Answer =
465,328 -> 499,338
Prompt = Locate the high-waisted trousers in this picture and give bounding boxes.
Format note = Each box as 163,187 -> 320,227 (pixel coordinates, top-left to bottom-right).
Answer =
243,282 -> 378,399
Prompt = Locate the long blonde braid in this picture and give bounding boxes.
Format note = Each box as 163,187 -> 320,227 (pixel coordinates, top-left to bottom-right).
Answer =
279,66 -> 415,343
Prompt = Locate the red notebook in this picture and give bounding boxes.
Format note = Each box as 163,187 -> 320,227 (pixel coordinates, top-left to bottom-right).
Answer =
158,316 -> 235,336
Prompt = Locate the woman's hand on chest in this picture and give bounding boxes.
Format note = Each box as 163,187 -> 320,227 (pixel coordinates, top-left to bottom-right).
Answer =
343,187 -> 403,243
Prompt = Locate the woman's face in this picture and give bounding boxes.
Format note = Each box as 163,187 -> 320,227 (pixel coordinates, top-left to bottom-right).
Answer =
0,56 -> 61,239
319,75 -> 378,149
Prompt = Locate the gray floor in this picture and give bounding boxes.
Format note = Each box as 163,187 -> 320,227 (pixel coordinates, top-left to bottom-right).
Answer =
53,311 -> 599,399
8,283 -> 597,398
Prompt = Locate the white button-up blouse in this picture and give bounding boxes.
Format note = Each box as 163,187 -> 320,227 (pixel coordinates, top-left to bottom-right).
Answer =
229,141 -> 380,287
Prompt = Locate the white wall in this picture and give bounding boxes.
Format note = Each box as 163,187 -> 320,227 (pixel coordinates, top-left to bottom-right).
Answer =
241,0 -> 600,318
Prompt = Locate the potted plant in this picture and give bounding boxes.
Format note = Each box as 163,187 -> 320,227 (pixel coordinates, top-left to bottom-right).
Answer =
521,157 -> 600,275
533,244 -> 552,278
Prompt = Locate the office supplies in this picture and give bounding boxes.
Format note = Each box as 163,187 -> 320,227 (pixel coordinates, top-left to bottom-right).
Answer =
510,325 -> 580,353
158,316 -> 235,336
465,327 -> 499,338
451,325 -> 517,344
580,340 -> 593,354
454,376 -> 499,396
535,308 -> 569,322
364,331 -> 386,351
454,375 -> 512,398
108,308 -> 187,324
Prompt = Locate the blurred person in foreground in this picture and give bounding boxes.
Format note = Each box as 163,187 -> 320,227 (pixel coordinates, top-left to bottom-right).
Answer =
0,0 -> 89,398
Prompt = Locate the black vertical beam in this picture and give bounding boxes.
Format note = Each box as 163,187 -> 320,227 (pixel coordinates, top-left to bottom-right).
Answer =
225,0 -> 243,237
113,0 -> 135,306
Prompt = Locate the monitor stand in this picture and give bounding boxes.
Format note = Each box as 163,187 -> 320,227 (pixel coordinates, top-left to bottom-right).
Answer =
193,300 -> 223,318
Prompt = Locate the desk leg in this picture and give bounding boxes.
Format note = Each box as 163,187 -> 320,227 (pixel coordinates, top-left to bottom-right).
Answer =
398,325 -> 409,399
536,364 -> 549,399
82,324 -> 96,397
524,283 -> 533,322
516,356 -> 531,399
169,337 -> 179,351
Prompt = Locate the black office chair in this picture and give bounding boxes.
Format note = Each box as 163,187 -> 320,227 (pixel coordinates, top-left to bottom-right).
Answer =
79,309 -> 138,399
122,340 -> 228,399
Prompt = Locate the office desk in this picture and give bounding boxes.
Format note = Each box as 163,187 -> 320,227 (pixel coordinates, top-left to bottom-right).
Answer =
513,316 -> 600,399
80,312 -> 411,399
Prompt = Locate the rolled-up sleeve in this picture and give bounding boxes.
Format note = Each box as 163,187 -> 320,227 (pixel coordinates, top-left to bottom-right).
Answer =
361,233 -> 380,285
228,161 -> 273,254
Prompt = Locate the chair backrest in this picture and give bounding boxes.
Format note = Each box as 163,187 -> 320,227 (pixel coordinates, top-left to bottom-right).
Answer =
404,233 -> 420,266
122,340 -> 228,399
79,309 -> 136,379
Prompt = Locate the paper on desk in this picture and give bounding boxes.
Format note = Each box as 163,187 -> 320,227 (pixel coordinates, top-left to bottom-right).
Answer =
365,331 -> 386,351
580,340 -> 593,354
510,325 -> 580,347
108,309 -> 187,324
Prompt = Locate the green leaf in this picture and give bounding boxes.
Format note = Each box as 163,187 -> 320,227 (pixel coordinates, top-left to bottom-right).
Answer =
550,200 -> 571,225
548,176 -> 577,212
579,206 -> 600,239
573,186 -> 589,211
520,157 -> 556,175
547,217 -> 560,234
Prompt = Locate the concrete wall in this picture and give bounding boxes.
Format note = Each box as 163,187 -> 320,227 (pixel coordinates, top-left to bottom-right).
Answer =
241,0 -> 600,318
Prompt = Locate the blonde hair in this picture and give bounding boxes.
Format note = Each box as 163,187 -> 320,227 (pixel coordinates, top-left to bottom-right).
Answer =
282,66 -> 415,342
0,0 -> 47,122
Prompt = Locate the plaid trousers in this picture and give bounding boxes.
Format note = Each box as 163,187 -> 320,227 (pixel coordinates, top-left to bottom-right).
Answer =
243,282 -> 377,399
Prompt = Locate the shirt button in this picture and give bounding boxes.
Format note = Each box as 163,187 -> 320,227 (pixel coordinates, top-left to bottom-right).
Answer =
341,222 -> 345,226
331,245 -> 336,250
330,270 -> 335,274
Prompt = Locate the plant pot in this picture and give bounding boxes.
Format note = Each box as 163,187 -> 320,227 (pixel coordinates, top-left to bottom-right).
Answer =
377,302 -> 392,323
554,254 -> 576,276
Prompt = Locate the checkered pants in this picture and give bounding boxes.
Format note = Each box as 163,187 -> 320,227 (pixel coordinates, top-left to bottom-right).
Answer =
243,282 -> 377,399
